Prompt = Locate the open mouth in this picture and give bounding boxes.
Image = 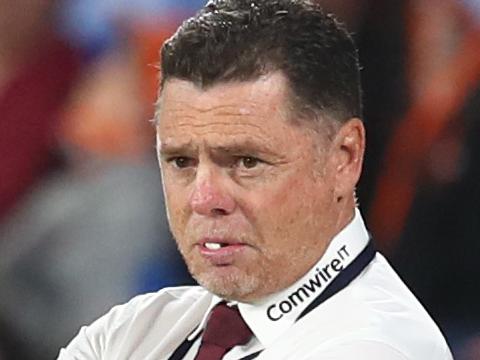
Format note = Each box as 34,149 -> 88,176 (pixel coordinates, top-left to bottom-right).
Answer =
198,240 -> 248,265
203,242 -> 229,250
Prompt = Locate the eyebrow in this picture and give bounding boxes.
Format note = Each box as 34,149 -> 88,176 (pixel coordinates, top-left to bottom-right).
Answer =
157,139 -> 195,156
212,141 -> 276,156
158,138 -> 279,158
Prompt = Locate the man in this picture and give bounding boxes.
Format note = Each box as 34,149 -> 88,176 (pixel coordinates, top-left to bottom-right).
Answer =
58,0 -> 453,359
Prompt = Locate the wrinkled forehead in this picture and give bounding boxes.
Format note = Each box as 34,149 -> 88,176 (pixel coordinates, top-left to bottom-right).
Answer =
155,75 -> 293,146
153,74 -> 333,159
154,73 -> 336,153
155,73 -> 291,126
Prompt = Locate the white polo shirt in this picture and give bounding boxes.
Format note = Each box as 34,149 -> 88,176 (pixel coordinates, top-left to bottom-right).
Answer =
58,210 -> 453,359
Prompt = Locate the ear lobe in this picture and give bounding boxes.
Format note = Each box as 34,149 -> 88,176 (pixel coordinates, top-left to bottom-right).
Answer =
332,118 -> 366,196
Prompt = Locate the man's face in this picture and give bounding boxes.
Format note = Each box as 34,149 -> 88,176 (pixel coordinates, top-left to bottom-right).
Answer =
156,73 -> 344,302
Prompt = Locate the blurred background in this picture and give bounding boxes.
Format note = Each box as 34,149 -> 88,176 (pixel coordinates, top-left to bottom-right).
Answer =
0,0 -> 479,359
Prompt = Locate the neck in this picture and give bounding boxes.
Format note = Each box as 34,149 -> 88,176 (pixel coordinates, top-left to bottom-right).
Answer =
333,196 -> 357,241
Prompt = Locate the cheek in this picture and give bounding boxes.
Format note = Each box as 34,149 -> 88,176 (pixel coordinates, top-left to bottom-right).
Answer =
246,172 -> 334,243
162,181 -> 190,236
246,175 -> 314,234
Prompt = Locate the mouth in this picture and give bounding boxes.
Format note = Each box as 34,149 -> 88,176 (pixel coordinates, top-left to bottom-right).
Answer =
197,238 -> 250,265
203,241 -> 231,250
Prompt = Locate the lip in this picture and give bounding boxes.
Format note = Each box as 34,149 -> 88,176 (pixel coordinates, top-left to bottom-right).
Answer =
197,238 -> 249,265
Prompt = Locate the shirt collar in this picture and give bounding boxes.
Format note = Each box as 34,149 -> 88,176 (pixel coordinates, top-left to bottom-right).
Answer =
190,208 -> 370,346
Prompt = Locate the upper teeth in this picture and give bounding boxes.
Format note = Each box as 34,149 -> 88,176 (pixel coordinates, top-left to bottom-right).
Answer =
205,242 -> 222,250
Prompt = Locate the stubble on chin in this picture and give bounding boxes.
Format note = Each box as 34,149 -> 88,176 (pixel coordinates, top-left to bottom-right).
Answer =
182,248 -> 283,302
179,247 -> 259,301
173,228 -> 290,302
173,231 -> 264,301
193,268 -> 261,301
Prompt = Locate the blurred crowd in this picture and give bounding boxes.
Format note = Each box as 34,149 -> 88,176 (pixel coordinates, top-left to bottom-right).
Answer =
0,0 -> 479,359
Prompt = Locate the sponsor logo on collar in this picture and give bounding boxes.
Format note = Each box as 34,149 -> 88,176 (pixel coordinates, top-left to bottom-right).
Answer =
266,245 -> 350,321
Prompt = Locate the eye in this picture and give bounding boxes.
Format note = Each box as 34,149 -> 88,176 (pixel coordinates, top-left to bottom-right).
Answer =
168,156 -> 195,169
232,156 -> 268,178
239,156 -> 260,169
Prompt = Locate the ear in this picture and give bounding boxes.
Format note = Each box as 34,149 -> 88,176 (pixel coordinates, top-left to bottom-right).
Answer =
330,118 -> 366,201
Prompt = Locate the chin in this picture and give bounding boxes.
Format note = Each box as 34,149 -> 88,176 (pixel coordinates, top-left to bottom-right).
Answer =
193,268 -> 262,302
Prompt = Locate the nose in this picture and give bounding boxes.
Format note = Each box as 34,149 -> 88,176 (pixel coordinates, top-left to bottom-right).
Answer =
189,167 -> 236,217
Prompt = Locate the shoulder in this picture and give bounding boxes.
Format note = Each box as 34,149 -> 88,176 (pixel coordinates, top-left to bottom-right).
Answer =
109,286 -> 207,320
335,253 -> 453,358
283,253 -> 452,360
348,254 -> 445,334
298,338 -> 453,360
303,340 -> 409,360
87,285 -> 207,328
58,286 -> 210,359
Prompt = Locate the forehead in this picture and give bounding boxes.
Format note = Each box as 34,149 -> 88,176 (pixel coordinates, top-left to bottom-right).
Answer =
154,74 -> 329,157
156,73 -> 291,133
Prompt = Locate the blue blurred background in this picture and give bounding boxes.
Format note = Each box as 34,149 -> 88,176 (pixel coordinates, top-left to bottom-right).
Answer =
0,1 -> 479,359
